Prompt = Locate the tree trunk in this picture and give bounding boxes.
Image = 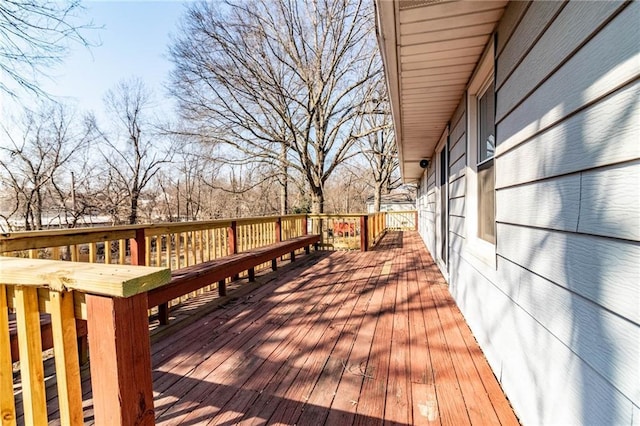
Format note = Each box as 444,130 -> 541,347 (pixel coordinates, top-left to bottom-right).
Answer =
35,190 -> 43,230
280,144 -> 288,216
373,183 -> 383,213
310,186 -> 324,214
129,191 -> 139,225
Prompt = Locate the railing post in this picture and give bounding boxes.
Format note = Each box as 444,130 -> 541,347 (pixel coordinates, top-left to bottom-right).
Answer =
86,293 -> 155,425
228,220 -> 239,281
302,215 -> 308,236
414,210 -> 418,231
132,229 -> 169,325
273,217 -> 282,270
130,228 -> 146,266
360,215 -> 368,252
275,217 -> 282,242
228,221 -> 237,255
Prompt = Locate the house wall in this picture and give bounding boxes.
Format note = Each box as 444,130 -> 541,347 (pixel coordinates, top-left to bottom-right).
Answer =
417,156 -> 436,256
415,1 -> 640,424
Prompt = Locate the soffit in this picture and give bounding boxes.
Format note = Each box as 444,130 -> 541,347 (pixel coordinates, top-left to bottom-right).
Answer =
376,0 -> 507,182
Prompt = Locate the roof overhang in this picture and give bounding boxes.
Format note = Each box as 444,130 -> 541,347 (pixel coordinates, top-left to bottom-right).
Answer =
375,0 -> 508,182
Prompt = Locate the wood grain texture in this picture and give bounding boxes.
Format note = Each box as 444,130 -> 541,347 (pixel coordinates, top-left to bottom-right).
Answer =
0,228 -> 136,254
497,1 -> 626,121
0,285 -> 16,426
497,223 -> 640,324
496,3 -> 640,154
496,0 -> 565,87
14,287 -> 47,426
29,232 -> 519,425
87,293 -> 154,426
0,257 -> 170,298
497,80 -> 640,188
578,161 -> 640,241
49,291 -> 83,426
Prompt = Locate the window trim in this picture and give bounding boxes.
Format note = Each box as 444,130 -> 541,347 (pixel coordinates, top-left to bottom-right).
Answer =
465,39 -> 497,269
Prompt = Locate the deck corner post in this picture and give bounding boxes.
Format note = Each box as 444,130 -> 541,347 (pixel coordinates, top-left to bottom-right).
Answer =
86,293 -> 155,426
130,228 -> 146,266
360,215 -> 368,252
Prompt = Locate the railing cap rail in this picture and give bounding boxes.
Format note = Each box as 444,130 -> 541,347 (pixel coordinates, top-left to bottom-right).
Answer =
0,257 -> 170,298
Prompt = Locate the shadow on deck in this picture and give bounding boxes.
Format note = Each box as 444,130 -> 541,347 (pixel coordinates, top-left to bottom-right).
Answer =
38,231 -> 520,425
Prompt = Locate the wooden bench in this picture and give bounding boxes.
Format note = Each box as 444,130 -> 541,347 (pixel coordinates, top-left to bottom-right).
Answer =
147,234 -> 321,325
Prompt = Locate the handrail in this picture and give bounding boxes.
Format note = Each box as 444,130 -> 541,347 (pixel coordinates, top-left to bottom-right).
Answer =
0,257 -> 170,298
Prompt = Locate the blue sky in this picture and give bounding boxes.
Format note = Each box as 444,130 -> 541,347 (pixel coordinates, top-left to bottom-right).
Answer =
4,1 -> 191,123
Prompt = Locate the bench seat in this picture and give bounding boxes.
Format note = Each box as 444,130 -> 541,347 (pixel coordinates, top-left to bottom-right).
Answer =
147,234 -> 320,324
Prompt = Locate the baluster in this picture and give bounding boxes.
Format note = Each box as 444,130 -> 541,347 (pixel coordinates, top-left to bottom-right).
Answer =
0,284 -> 16,425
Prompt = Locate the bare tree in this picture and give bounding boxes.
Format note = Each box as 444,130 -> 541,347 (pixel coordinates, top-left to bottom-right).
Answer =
100,77 -> 172,224
357,82 -> 399,212
0,0 -> 94,97
169,0 -> 381,213
0,102 -> 94,230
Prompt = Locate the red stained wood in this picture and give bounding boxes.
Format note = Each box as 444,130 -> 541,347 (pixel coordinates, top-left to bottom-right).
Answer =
360,215 -> 368,252
86,293 -> 155,426
130,228 -> 146,266
147,235 -> 320,308
33,231 -> 519,426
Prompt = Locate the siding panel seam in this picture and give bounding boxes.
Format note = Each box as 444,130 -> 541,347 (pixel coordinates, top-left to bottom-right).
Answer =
496,1 -> 631,124
495,77 -> 640,161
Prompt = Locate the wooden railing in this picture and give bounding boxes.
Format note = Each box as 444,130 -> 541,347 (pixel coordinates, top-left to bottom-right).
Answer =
308,214 -> 364,250
385,210 -> 418,230
0,211 -> 415,424
367,212 -> 387,250
0,215 -> 309,315
1,258 -> 169,425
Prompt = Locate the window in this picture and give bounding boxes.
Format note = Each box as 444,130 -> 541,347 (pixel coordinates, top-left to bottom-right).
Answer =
465,38 -> 496,267
477,80 -> 495,244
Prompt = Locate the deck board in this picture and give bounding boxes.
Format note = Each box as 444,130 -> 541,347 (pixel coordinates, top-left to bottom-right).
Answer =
21,231 -> 520,425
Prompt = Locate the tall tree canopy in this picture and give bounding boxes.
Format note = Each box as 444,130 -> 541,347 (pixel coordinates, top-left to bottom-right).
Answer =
0,0 -> 93,97
169,0 -> 381,213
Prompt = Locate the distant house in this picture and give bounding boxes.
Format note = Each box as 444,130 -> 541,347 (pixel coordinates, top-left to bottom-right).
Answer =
375,1 -> 639,425
365,193 -> 415,213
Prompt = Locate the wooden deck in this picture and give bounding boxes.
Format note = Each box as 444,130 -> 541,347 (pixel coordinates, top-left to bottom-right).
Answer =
30,231 -> 519,425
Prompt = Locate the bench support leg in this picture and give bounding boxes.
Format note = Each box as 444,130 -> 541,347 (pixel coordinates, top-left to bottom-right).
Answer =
271,259 -> 277,271
290,251 -> 296,262
248,268 -> 255,282
305,245 -> 310,255
218,279 -> 227,297
78,335 -> 89,365
158,303 -> 170,326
